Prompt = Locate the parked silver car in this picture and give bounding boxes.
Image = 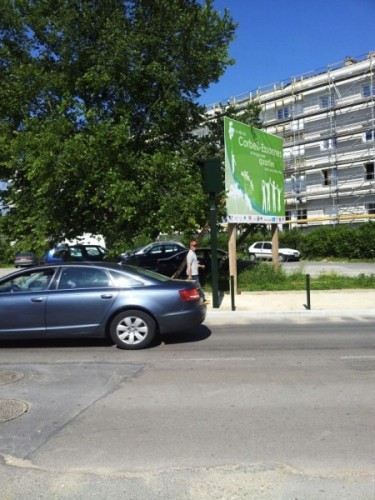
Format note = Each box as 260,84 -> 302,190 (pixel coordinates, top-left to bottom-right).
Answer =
14,251 -> 39,267
248,241 -> 300,262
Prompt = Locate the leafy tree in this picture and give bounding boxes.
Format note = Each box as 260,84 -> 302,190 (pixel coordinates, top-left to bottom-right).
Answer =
0,0 -> 236,253
199,101 -> 262,158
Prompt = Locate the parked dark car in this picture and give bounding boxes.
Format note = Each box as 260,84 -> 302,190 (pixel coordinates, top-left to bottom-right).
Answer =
0,263 -> 206,350
119,240 -> 187,269
14,251 -> 39,268
40,244 -> 107,264
156,247 -> 230,278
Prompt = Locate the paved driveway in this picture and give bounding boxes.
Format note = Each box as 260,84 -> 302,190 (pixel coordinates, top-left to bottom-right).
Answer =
281,261 -> 375,277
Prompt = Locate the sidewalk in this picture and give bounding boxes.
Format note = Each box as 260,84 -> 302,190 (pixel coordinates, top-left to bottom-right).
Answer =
206,289 -> 375,317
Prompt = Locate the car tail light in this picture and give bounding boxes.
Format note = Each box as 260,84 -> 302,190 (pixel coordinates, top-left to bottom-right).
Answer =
179,288 -> 200,302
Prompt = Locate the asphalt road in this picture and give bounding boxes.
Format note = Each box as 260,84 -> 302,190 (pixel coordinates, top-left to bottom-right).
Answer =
1,315 -> 374,499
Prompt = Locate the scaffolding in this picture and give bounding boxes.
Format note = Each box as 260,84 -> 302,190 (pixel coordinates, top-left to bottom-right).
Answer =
207,52 -> 375,228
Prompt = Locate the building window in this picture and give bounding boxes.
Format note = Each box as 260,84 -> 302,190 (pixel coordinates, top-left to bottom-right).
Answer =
283,148 -> 291,159
283,210 -> 291,230
277,106 -> 290,120
364,130 -> 375,142
297,208 -> 307,220
365,162 -> 374,181
322,169 -> 332,186
320,95 -> 335,108
291,119 -> 304,131
367,202 -> 375,215
363,84 -> 375,98
291,173 -> 306,193
291,144 -> 305,156
320,138 -> 337,150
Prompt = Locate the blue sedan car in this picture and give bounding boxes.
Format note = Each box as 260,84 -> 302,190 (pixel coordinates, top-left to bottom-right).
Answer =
0,263 -> 206,349
40,244 -> 107,264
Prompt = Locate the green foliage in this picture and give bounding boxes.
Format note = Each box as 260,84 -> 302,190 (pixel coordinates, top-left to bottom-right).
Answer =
238,263 -> 289,291
0,0 -> 236,251
298,223 -> 375,259
354,223 -> 375,259
237,263 -> 375,292
200,102 -> 263,158
0,219 -> 8,263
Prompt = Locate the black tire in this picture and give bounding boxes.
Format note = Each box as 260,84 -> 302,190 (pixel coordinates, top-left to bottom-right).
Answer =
249,254 -> 257,262
278,254 -> 286,262
109,310 -> 156,350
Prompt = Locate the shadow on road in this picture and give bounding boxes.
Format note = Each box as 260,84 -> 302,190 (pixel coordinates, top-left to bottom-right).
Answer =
0,337 -> 114,349
0,326 -> 212,350
161,325 -> 212,345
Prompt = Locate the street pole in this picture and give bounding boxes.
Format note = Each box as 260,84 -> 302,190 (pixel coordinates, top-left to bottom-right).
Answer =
228,222 -> 237,296
209,192 -> 219,308
271,224 -> 279,270
198,157 -> 223,309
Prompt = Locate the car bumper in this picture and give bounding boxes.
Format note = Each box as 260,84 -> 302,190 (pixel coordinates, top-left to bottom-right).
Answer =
157,305 -> 207,334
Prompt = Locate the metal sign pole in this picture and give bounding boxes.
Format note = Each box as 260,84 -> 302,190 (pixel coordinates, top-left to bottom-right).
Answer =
209,192 -> 219,308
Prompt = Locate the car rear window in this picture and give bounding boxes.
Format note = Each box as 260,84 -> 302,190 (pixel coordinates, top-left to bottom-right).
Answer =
128,267 -> 172,281
68,247 -> 84,258
112,266 -> 171,283
85,246 -> 105,257
109,270 -> 145,287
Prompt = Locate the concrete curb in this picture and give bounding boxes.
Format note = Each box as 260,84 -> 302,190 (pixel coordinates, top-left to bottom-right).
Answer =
206,308 -> 375,320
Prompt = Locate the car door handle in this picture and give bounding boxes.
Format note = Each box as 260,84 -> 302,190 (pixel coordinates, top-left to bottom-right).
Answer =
101,294 -> 113,299
31,297 -> 44,302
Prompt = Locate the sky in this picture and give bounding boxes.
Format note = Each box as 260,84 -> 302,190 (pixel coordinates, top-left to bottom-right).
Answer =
199,0 -> 375,106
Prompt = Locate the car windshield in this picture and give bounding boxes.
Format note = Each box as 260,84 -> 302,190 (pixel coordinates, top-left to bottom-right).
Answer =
125,245 -> 145,256
140,244 -> 153,253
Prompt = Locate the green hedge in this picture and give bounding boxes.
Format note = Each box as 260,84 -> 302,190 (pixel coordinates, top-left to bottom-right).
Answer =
241,222 -> 375,260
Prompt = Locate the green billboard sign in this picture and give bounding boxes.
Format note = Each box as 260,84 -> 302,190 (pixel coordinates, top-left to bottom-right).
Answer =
224,117 -> 285,223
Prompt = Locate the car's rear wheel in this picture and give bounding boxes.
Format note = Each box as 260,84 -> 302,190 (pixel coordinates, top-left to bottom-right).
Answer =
109,310 -> 156,350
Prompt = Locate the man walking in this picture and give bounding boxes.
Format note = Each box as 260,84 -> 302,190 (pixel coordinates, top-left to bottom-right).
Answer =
186,241 -> 207,302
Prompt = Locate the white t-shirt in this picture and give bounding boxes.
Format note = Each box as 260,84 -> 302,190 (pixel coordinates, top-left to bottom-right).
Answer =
186,249 -> 199,275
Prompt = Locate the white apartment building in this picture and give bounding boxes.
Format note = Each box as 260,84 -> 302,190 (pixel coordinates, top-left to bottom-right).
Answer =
206,51 -> 375,228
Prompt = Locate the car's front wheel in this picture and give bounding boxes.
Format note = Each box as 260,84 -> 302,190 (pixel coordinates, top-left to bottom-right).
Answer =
249,254 -> 257,262
278,254 -> 286,262
109,310 -> 156,350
